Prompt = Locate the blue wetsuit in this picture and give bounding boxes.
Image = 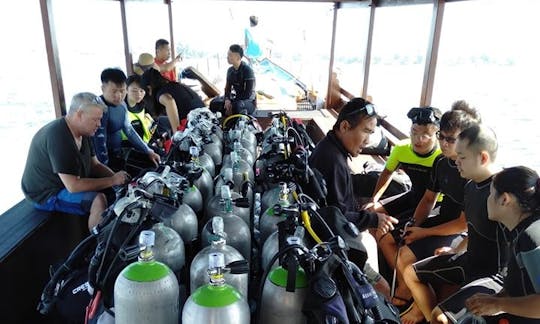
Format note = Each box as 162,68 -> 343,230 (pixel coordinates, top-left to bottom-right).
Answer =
92,96 -> 150,165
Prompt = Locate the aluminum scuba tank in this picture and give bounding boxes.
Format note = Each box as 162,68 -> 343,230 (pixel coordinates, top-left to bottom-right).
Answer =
259,183 -> 293,245
151,222 -> 185,273
223,141 -> 255,167
215,167 -> 254,209
228,128 -> 257,161
214,167 -> 235,195
260,182 -> 296,217
183,252 -> 250,324
190,222 -> 248,296
201,216 -> 251,261
190,145 -> 216,177
202,133 -> 223,168
261,227 -> 305,272
161,199 -> 198,245
205,185 -> 250,227
114,230 -> 179,324
260,237 -> 308,324
181,182 -> 204,214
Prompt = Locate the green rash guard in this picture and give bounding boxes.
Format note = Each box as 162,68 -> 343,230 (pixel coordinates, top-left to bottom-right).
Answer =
382,139 -> 441,215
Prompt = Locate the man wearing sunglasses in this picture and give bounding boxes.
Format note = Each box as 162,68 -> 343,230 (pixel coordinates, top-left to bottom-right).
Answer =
309,97 -> 398,296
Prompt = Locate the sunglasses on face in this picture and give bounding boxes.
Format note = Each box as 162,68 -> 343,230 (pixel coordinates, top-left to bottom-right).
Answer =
436,131 -> 457,144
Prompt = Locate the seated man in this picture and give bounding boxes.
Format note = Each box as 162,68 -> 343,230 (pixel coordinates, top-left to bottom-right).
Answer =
93,68 -> 160,171
21,92 -> 131,231
309,97 -> 398,298
211,44 -> 257,116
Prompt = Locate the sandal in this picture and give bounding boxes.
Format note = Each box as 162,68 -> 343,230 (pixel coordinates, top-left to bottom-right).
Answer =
391,295 -> 414,315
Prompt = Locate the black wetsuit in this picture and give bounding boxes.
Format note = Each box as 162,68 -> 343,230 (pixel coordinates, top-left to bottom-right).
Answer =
464,176 -> 507,281
224,61 -> 256,115
438,213 -> 540,323
407,155 -> 466,259
500,214 -> 540,323
415,176 -> 506,286
309,130 -> 378,231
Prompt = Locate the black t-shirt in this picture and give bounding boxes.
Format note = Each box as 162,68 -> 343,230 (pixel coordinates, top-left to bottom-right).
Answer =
21,118 -> 94,204
424,155 -> 466,227
156,82 -> 205,120
225,61 -> 256,101
464,176 -> 506,281
308,130 -> 378,231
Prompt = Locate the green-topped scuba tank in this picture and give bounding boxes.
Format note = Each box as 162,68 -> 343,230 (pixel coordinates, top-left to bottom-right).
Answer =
113,230 -> 179,324
260,236 -> 308,324
190,217 -> 248,296
205,185 -> 251,227
259,182 -> 293,245
151,222 -> 185,273
183,252 -> 250,324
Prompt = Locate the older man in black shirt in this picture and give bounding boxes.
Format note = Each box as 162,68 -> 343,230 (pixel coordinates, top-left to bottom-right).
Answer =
309,98 -> 397,232
309,97 -> 398,296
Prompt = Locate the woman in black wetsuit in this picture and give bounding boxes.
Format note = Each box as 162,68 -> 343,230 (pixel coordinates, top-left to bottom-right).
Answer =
453,166 -> 540,323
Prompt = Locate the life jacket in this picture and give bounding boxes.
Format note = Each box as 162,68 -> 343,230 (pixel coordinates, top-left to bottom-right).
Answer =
121,108 -> 154,143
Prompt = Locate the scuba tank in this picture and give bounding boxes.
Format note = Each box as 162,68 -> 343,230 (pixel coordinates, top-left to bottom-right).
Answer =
260,236 -> 308,324
201,215 -> 251,262
215,167 -> 254,209
151,222 -> 185,273
261,182 -> 296,214
114,230 -> 179,324
205,185 -> 250,227
161,201 -> 198,246
190,218 -> 248,297
183,252 -> 250,324
261,226 -> 305,272
187,163 -> 213,206
190,145 -> 216,177
227,125 -> 257,160
230,150 -> 254,185
259,183 -> 293,245
171,161 -> 209,211
223,141 -> 255,168
202,133 -> 223,168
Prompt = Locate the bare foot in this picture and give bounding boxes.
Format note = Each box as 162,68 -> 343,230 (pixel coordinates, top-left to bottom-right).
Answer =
400,302 -> 425,324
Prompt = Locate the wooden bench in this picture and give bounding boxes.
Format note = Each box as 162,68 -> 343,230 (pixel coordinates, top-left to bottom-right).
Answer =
0,200 -> 88,323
